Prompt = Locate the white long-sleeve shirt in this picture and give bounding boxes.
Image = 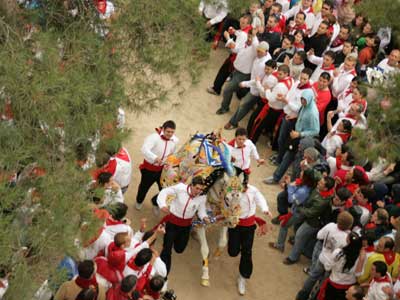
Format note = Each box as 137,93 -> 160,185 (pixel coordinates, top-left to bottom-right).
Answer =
265,77 -> 293,110
229,139 -> 260,171
198,0 -> 228,25
283,83 -> 311,118
366,275 -> 393,300
82,229 -> 113,260
308,55 -> 335,83
323,248 -> 357,285
226,30 -> 248,53
317,223 -> 350,267
239,185 -> 269,219
157,183 -> 207,220
331,64 -> 356,98
233,36 -> 259,74
255,74 -> 278,96
240,53 -> 272,95
284,5 -> 315,30
141,132 -> 179,165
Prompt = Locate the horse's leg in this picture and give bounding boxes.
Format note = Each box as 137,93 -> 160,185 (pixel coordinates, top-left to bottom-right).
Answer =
196,226 -> 210,287
214,226 -> 228,257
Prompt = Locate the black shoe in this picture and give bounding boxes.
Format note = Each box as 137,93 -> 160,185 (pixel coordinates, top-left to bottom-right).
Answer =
216,108 -> 229,115
269,153 -> 278,161
271,216 -> 280,225
283,257 -> 296,265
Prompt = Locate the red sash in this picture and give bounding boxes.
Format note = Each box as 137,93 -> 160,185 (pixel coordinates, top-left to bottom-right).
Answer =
239,215 -> 256,227
317,278 -> 352,300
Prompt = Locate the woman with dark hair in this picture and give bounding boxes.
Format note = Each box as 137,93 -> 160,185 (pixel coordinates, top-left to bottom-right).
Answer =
269,168 -> 317,252
317,232 -> 363,300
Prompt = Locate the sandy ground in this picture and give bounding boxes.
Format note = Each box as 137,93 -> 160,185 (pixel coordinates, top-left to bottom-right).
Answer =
123,48 -> 309,300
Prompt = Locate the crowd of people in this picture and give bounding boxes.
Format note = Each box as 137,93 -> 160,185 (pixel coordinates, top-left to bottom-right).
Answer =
1,0 -> 400,300
201,0 -> 400,299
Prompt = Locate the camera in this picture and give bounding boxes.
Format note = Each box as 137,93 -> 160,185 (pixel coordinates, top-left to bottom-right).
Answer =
162,289 -> 177,300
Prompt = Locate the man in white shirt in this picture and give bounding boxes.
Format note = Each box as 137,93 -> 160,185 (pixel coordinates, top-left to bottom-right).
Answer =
227,128 -> 265,183
199,0 -> 228,29
307,50 -> 336,83
284,0 -> 316,30
310,1 -> 334,37
216,30 -> 259,115
228,183 -> 271,295
377,49 -> 400,76
247,64 -> 293,144
223,41 -> 271,129
331,54 -> 358,99
136,120 -> 179,211
157,176 -> 209,275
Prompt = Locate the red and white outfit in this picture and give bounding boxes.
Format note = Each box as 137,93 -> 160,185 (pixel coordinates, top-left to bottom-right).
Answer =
331,64 -> 357,99
157,183 -> 207,274
104,218 -> 144,248
123,256 -> 167,279
317,223 -> 350,267
284,4 -> 315,31
265,76 -> 294,110
82,226 -> 113,260
93,147 -> 132,191
366,274 -> 393,300
228,139 -> 260,175
308,54 -> 336,83
321,130 -> 351,157
0,277 -> 8,299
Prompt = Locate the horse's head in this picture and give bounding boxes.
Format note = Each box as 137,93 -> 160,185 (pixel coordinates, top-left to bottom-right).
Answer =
220,173 -> 244,228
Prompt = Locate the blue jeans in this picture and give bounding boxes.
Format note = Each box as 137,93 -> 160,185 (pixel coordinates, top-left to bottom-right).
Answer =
296,240 -> 325,300
220,71 -> 250,111
288,222 -> 318,262
276,117 -> 296,163
276,212 -> 303,250
229,93 -> 259,126
273,150 -> 295,181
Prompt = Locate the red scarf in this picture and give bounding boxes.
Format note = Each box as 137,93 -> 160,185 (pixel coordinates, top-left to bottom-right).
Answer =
228,138 -> 245,148
155,128 -> 170,141
293,41 -> 304,49
83,226 -> 104,247
75,276 -> 98,290
279,76 -> 293,90
299,82 -> 312,90
107,243 -> 126,272
321,64 -> 336,71
365,245 -> 375,253
320,188 -> 335,198
336,132 -> 351,143
374,274 -> 391,283
106,218 -> 124,226
106,284 -> 132,300
331,37 -> 344,48
358,201 -> 372,212
95,0 -> 107,14
126,256 -> 145,272
383,250 -> 396,266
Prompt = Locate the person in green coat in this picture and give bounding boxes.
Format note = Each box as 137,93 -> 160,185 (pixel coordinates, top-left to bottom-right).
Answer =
283,176 -> 335,265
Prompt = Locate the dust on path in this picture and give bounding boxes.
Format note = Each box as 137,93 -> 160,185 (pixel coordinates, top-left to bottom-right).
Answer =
123,48 -> 309,300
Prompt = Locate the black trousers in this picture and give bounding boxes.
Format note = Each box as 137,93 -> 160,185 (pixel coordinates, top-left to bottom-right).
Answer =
248,105 -> 282,145
234,166 -> 249,185
213,56 -> 232,95
136,168 -> 162,205
228,224 -> 256,279
160,222 -> 191,274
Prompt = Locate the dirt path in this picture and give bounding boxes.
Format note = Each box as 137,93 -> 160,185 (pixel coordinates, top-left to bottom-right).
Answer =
123,48 -> 308,300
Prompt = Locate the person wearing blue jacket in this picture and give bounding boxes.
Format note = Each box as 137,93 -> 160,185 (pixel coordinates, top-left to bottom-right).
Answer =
269,168 -> 319,252
264,89 -> 320,184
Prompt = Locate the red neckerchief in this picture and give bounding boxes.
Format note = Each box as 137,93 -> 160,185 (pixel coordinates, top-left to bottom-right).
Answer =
374,274 -> 391,283
0,280 -> 5,289
228,138 -> 246,149
278,76 -> 293,90
298,82 -> 312,90
358,201 -> 372,212
350,98 -> 367,111
295,178 -> 302,185
155,127 -> 170,141
383,250 -> 396,266
126,256 -> 144,272
331,37 -> 344,48
365,222 -> 376,230
345,183 -> 359,195
336,132 -> 351,143
95,0 -> 107,14
344,88 -> 352,97
187,185 -> 196,199
344,198 -> 353,208
75,275 -> 98,290
365,245 -> 375,253
293,41 -> 304,49
320,188 -> 335,198
83,226 -> 104,247
106,217 -> 124,226
242,25 -> 253,33
321,64 -> 336,71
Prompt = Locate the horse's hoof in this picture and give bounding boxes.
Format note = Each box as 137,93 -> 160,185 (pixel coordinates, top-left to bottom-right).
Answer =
201,279 -> 210,287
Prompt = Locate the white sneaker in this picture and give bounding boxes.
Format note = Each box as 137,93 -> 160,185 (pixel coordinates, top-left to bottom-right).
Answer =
135,202 -> 143,210
237,275 -> 246,295
152,206 -> 160,217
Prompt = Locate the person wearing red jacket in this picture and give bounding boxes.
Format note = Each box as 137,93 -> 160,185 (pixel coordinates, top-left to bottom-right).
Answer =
106,275 -> 138,300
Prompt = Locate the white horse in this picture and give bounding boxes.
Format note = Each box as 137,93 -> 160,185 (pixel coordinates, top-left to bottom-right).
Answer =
160,132 -> 245,286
